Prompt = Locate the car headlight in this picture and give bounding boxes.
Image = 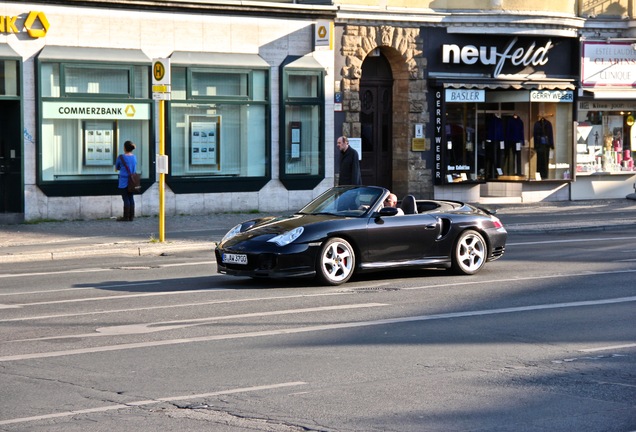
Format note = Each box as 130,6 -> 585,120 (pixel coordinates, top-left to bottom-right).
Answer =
267,227 -> 304,246
221,223 -> 243,243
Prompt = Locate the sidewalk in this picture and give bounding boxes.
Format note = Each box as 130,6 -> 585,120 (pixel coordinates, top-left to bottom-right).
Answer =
1,199 -> 635,264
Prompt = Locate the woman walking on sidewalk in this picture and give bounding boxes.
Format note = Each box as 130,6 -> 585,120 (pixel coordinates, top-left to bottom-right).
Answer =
115,140 -> 137,221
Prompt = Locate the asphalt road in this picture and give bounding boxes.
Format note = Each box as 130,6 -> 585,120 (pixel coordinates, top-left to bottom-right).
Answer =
1,228 -> 635,431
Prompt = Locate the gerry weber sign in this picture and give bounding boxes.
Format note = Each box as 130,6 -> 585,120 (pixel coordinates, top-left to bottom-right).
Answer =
442,37 -> 553,78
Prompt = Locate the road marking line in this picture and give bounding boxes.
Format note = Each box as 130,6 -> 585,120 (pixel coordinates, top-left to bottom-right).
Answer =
0,268 -> 111,278
0,381 -> 306,426
7,287 -> 227,307
579,343 -> 636,353
0,287 -> 94,296
0,261 -> 214,279
403,268 -> 636,291
2,296 -> 634,363
0,291 -> 353,322
507,236 -> 636,246
12,303 -> 388,341
0,279 -> 222,297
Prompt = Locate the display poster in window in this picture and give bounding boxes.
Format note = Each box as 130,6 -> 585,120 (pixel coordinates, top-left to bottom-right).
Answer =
290,121 -> 301,160
348,137 -> 362,160
190,118 -> 220,168
83,121 -> 115,166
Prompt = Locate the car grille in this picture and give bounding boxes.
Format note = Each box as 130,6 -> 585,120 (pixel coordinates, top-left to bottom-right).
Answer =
256,254 -> 277,270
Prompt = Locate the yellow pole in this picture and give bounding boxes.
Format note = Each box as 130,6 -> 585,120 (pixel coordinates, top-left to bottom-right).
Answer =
159,99 -> 165,242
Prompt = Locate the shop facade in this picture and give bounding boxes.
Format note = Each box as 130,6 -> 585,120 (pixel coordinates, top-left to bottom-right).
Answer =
424,28 -> 579,203
333,16 -> 586,204
1,2 -> 335,222
574,40 -> 636,199
334,24 -> 429,200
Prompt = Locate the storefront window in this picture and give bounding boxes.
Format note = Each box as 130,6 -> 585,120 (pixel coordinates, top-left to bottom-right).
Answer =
439,89 -> 573,183
38,57 -> 151,194
169,67 -> 269,182
279,57 -> 324,189
576,102 -> 636,174
0,59 -> 19,96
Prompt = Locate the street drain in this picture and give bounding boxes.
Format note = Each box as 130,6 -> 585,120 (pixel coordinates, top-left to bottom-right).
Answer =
112,266 -> 156,270
351,287 -> 400,292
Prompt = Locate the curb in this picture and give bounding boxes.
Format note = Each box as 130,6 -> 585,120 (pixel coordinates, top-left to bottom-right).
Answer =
0,241 -> 214,264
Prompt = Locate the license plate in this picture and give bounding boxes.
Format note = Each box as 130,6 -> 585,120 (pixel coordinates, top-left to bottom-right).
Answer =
222,253 -> 248,265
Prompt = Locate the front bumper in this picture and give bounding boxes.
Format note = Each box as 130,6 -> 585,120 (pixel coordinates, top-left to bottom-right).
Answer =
215,243 -> 320,279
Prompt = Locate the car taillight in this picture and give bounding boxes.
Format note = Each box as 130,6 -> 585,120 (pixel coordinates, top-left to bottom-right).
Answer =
491,216 -> 503,229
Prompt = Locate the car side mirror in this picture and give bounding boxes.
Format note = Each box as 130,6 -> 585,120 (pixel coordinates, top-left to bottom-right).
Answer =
377,207 -> 399,217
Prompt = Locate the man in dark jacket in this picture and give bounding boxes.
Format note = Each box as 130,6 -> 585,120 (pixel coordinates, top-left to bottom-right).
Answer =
336,136 -> 362,185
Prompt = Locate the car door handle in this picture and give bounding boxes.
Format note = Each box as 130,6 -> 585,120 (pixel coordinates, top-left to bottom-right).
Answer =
425,223 -> 437,229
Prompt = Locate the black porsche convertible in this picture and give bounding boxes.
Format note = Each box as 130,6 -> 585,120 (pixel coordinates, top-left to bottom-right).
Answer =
215,186 -> 507,286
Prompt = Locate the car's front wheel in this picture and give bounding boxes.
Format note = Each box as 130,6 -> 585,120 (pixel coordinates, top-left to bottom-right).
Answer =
451,230 -> 487,275
316,237 -> 355,285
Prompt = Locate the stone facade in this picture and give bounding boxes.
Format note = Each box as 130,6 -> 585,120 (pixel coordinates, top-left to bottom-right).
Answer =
339,24 -> 432,198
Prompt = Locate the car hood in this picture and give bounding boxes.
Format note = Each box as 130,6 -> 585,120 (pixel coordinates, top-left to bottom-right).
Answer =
221,213 -> 346,246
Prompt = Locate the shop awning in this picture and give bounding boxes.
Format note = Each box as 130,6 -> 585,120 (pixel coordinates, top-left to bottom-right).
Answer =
441,81 -> 575,90
429,73 -> 576,90
284,54 -> 325,70
582,88 -> 636,99
0,44 -> 20,58
170,51 -> 269,68
38,46 -> 149,63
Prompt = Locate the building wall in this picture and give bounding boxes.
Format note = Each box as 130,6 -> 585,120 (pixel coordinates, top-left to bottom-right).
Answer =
334,0 -> 636,202
337,24 -> 431,199
337,0 -> 576,13
1,2 -> 335,220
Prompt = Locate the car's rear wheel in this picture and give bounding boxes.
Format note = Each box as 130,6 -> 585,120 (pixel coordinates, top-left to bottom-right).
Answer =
451,230 -> 487,275
316,237 -> 355,285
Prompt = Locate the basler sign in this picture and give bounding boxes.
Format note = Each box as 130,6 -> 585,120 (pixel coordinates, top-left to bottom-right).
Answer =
442,37 -> 554,78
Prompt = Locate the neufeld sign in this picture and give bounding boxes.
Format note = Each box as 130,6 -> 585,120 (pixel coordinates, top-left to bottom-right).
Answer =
442,37 -> 554,78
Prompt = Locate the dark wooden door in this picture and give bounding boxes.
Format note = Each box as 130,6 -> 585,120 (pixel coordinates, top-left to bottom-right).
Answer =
0,100 -> 22,214
360,55 -> 393,189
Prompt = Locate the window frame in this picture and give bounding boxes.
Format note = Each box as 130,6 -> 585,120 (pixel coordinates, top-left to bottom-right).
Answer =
279,55 -> 326,190
59,64 -> 135,99
166,62 -> 271,194
36,56 -> 153,197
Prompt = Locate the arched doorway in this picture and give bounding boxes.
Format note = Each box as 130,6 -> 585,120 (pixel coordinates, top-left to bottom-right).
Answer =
359,53 -> 393,189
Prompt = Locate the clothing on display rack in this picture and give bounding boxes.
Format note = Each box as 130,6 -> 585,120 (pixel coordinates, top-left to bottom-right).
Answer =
505,114 -> 524,176
533,117 -> 554,179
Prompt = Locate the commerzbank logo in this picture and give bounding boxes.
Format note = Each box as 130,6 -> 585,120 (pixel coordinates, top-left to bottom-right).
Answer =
125,105 -> 136,117
0,11 -> 50,38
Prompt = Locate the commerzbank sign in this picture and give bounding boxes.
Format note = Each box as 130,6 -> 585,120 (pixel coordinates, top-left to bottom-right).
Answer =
1,11 -> 49,38
43,102 -> 151,120
442,37 -> 553,78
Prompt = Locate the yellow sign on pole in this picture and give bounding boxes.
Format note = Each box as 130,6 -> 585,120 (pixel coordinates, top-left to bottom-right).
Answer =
152,58 -> 171,242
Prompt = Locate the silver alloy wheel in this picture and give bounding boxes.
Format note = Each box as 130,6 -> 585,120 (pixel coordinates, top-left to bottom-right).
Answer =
316,237 -> 355,285
452,230 -> 487,275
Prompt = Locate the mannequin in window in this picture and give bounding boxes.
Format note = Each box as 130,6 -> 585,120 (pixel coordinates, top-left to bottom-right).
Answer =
486,114 -> 504,179
533,116 -> 554,179
505,114 -> 524,176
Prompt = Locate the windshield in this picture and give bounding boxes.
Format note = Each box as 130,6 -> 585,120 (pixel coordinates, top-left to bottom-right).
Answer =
298,186 -> 386,217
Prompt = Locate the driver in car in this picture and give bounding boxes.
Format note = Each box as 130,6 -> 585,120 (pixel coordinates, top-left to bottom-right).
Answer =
383,193 -> 404,215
